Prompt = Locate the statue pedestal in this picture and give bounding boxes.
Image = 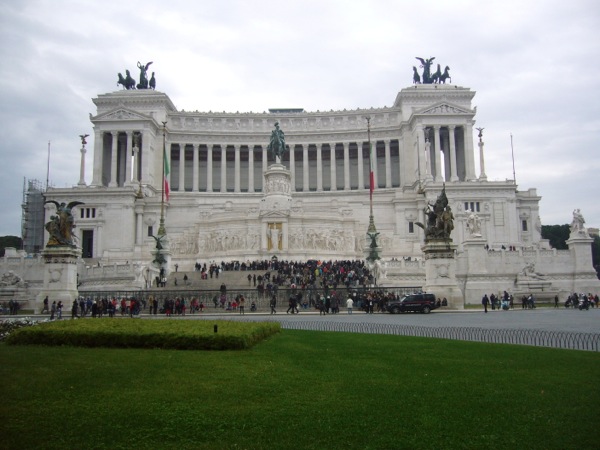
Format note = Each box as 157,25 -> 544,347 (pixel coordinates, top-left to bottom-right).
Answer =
422,239 -> 463,309
36,246 -> 81,313
259,164 -> 292,254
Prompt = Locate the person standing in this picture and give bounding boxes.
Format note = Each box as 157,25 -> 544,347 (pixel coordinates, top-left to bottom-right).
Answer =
56,301 -> 63,319
554,295 -> 559,308
42,296 -> 49,314
239,295 -> 245,315
71,300 -> 78,319
482,294 -> 489,313
346,296 -> 354,314
270,294 -> 277,314
50,301 -> 56,320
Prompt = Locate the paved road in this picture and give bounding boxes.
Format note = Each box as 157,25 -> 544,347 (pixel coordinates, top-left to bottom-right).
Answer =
145,307 -> 600,334
8,307 -> 599,334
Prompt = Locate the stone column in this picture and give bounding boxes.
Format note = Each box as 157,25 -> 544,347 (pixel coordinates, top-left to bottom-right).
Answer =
261,222 -> 268,251
234,145 -> 241,192
206,145 -> 213,192
302,144 -> 309,192
343,142 -> 350,190
282,222 -> 289,251
289,144 -> 295,191
316,144 -> 323,191
449,126 -> 459,182
192,144 -> 199,191
464,124 -> 477,181
124,131 -> 133,186
132,132 -> 140,184
384,139 -> 392,188
109,131 -> 118,187
262,145 -> 267,172
90,130 -> 103,186
220,145 -> 227,193
478,134 -> 487,181
132,146 -> 139,183
397,138 -> 404,186
140,130 -> 150,185
135,204 -> 144,246
433,126 -> 442,182
248,146 -> 255,193
357,142 -> 364,190
78,141 -> 86,186
178,144 -> 185,191
423,127 -> 433,182
330,143 -> 337,191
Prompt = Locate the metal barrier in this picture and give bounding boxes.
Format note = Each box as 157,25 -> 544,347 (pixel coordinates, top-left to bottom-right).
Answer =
272,321 -> 600,352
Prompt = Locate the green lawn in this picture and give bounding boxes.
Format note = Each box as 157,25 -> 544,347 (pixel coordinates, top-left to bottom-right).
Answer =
1,330 -> 598,449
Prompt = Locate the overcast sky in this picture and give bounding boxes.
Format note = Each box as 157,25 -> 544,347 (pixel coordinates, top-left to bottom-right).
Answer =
1,0 -> 599,238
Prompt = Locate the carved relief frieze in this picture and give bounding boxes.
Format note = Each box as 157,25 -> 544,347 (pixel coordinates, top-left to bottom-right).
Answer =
287,226 -> 355,252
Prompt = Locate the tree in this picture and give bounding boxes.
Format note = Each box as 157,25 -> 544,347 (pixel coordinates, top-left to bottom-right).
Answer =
0,236 -> 23,257
541,224 -> 570,250
592,235 -> 600,279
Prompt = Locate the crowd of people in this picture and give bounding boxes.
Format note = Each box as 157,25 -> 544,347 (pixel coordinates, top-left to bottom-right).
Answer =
482,291 -> 600,312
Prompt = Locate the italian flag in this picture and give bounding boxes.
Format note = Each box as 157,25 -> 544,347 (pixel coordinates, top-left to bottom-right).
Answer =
369,142 -> 375,201
163,149 -> 170,201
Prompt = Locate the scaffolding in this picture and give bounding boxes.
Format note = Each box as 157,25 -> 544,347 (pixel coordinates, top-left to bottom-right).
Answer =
21,178 -> 46,254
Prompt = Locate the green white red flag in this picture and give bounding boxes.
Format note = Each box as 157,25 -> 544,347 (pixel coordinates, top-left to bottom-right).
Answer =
369,142 -> 375,201
163,149 -> 170,201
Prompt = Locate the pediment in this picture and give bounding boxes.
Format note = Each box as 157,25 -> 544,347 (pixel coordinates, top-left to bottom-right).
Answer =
91,107 -> 151,122
260,209 -> 290,219
416,102 -> 473,116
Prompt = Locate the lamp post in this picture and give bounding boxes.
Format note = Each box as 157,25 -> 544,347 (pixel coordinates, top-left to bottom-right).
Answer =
157,121 -> 167,236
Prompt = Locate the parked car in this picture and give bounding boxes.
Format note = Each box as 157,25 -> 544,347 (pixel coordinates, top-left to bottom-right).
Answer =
386,293 -> 439,314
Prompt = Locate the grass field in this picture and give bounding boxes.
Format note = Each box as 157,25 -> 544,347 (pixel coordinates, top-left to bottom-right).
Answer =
1,329 -> 599,449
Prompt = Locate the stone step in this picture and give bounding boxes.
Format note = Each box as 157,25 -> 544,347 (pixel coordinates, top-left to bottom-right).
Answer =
151,270 -> 269,291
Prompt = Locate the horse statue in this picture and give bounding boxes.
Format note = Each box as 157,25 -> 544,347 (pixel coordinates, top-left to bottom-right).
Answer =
117,70 -> 136,90
439,66 -> 451,84
412,66 -> 421,84
267,121 -> 287,161
430,64 -> 442,84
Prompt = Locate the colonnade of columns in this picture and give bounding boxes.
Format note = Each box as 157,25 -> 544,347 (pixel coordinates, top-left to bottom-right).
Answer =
91,130 -> 145,188
420,125 -> 476,182
167,140 -> 400,193
89,126 -> 477,191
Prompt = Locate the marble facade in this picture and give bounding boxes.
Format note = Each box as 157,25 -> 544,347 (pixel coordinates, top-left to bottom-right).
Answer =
22,81 -> 595,304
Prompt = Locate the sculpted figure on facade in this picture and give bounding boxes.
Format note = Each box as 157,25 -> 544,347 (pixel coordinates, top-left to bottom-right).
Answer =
416,186 -> 454,241
0,271 -> 26,288
267,224 -> 281,250
466,210 -> 482,237
414,57 -> 451,84
520,262 -> 546,280
44,200 -> 84,248
570,208 -> 588,236
136,61 -> 153,89
267,121 -> 286,161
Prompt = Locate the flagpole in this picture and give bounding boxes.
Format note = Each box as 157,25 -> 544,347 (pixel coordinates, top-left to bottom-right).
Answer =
367,116 -> 375,232
365,116 -> 380,264
158,121 -> 167,236
510,133 -> 517,186
46,140 -> 51,192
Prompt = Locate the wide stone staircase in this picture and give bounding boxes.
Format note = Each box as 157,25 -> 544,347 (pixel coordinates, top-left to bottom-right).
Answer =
156,269 -> 268,292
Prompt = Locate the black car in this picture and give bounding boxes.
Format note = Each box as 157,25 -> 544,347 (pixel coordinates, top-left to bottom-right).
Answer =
386,293 -> 438,314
